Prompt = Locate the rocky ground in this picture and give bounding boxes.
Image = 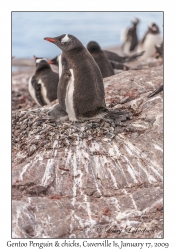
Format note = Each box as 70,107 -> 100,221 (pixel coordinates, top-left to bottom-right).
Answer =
12,56 -> 163,238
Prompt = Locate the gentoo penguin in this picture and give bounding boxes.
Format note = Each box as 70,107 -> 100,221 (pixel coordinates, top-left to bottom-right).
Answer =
137,23 -> 163,59
86,41 -> 114,78
44,34 -> 106,121
28,56 -> 59,106
103,50 -> 144,63
121,18 -> 139,55
87,41 -> 132,77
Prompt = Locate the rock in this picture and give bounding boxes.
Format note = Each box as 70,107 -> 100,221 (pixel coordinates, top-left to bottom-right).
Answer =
12,63 -> 163,238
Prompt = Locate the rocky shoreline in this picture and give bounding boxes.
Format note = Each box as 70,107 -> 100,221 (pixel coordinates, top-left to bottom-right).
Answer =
12,56 -> 163,238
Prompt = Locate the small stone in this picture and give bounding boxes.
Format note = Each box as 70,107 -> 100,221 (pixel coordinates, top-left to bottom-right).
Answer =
103,122 -> 110,128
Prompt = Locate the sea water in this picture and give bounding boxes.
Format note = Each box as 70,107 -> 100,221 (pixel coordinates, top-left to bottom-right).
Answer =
12,11 -> 163,59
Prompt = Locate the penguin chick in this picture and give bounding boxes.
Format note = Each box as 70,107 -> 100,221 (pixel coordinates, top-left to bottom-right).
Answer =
87,41 -> 114,78
28,56 -> 59,106
87,41 -> 141,77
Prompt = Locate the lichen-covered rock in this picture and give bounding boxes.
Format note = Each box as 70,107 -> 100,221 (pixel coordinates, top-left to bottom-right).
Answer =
12,64 -> 163,238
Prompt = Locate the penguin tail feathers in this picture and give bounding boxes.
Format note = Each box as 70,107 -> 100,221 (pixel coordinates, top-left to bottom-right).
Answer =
147,85 -> 163,98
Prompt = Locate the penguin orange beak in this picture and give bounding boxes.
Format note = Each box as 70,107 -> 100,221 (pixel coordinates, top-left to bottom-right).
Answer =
44,37 -> 56,43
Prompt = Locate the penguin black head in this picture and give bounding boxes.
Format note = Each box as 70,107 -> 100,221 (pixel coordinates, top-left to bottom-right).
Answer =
148,23 -> 160,34
86,41 -> 101,53
44,34 -> 84,52
33,55 -> 49,67
131,18 -> 139,26
48,55 -> 59,66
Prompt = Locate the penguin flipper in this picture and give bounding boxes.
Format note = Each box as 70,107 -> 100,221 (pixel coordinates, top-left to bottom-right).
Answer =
110,60 -> 130,71
48,104 -> 68,121
124,51 -> 145,62
31,76 -> 47,106
147,85 -> 163,98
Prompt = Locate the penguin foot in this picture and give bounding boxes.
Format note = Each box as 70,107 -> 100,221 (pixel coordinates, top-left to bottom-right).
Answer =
105,109 -> 131,121
48,104 -> 68,121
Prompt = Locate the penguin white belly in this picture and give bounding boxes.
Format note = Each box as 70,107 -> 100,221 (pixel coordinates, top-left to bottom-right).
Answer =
136,42 -> 143,53
141,34 -> 163,59
65,69 -> 76,121
58,54 -> 62,77
38,79 -> 50,105
121,27 -> 128,43
123,41 -> 131,55
28,76 -> 41,106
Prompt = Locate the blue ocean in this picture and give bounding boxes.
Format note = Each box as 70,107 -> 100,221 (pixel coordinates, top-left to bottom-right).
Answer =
12,12 -> 163,59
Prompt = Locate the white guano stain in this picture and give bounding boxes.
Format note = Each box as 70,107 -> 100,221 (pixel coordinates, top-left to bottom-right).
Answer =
83,195 -> 96,227
129,194 -> 138,210
107,168 -> 118,188
41,159 -> 55,187
20,163 -> 30,181
153,144 -> 163,152
123,156 -> 138,183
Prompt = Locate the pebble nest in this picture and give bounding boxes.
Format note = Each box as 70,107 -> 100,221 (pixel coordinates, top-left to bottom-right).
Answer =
12,105 -> 141,165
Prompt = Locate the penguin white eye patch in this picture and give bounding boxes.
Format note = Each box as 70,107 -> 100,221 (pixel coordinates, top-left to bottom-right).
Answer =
61,34 -> 71,44
36,58 -> 47,63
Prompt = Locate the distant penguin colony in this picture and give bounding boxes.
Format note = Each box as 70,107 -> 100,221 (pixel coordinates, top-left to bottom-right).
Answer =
137,23 -> 163,59
44,34 -> 106,121
28,56 -> 59,106
121,17 -> 140,55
